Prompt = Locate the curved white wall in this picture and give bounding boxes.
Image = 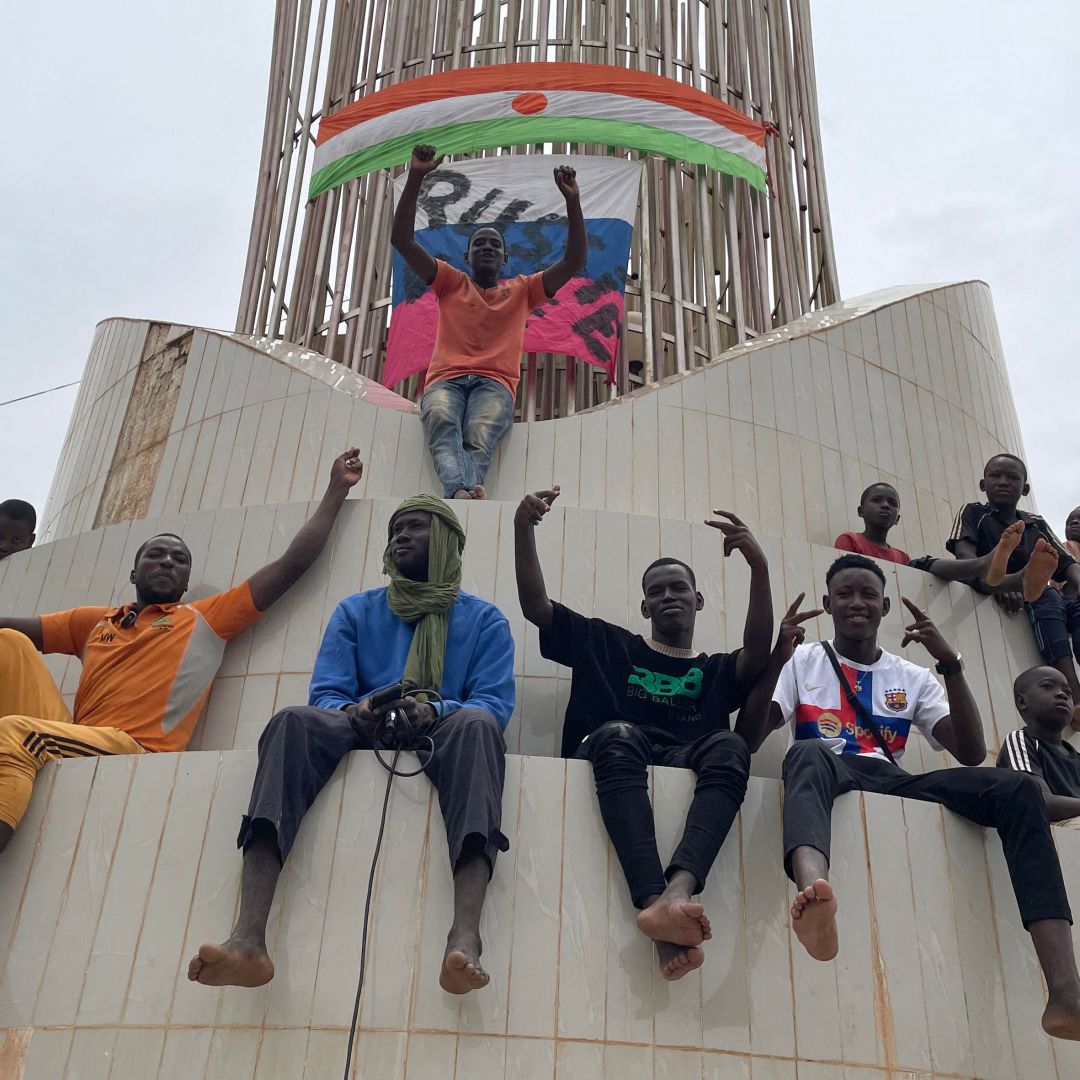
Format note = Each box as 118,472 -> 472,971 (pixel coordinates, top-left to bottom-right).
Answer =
3,752 -> 1080,1079
42,282 -> 1033,559
0,280 -> 1071,1079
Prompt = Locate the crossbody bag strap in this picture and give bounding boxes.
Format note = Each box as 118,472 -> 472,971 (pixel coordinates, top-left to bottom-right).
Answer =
820,641 -> 897,766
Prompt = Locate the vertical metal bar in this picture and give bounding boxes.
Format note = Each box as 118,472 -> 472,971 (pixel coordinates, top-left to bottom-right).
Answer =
725,175 -> 747,342
524,353 -> 539,420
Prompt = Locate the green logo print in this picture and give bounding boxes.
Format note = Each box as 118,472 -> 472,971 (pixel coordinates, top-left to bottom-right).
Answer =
626,665 -> 703,701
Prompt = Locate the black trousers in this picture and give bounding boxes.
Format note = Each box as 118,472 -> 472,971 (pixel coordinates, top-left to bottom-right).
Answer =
577,722 -> 751,908
781,740 -> 1072,928
238,705 -> 509,872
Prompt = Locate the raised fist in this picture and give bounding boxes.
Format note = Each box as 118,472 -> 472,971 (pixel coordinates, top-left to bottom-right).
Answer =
410,144 -> 444,175
553,165 -> 579,199
516,488 -> 561,527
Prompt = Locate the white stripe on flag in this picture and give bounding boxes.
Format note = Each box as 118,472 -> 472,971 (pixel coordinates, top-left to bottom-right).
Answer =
315,89 -> 764,175
391,155 -> 643,228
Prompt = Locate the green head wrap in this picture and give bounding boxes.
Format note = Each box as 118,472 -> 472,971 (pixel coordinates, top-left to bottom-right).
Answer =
383,495 -> 466,696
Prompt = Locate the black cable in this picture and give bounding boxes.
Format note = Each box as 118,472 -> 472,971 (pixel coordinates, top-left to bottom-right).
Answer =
341,687 -> 444,1080
341,738 -> 399,1080
0,379 -> 81,409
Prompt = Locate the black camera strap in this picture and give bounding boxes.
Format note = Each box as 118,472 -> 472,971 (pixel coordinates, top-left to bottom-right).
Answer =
821,641 -> 897,766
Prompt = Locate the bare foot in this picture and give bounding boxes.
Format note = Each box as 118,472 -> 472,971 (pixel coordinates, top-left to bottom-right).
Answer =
637,897 -> 711,947
985,520 -> 1025,587
452,489 -> 473,500
187,937 -> 274,988
791,879 -> 839,961
470,485 -> 487,500
1042,992 -> 1080,1040
439,933 -> 489,995
656,940 -> 704,981
1023,539 -> 1059,602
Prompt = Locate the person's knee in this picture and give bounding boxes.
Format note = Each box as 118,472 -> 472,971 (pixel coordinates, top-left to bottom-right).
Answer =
999,768 -> 1045,810
694,730 -> 751,777
583,721 -> 650,763
258,706 -> 316,751
420,391 -> 459,431
463,410 -> 512,453
782,739 -> 834,781
0,714 -> 33,745
443,707 -> 505,746
0,628 -> 36,657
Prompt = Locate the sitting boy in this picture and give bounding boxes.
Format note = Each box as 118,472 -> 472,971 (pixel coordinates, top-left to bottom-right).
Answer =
737,553 -> 1080,1041
0,500 -> 36,561
834,483 -> 909,564
514,486 -> 773,980
998,666 -> 1080,819
943,454 -> 1080,722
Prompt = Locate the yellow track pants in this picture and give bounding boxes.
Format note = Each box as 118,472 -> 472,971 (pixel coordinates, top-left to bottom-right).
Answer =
0,629 -> 143,828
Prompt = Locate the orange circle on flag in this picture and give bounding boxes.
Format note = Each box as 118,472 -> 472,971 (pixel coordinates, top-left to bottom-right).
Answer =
511,92 -> 548,115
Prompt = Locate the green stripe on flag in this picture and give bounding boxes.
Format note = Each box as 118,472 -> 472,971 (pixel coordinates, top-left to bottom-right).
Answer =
310,116 -> 766,199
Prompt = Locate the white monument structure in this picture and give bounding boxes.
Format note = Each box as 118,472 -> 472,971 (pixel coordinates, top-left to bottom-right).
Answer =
1,2 -> 1076,1077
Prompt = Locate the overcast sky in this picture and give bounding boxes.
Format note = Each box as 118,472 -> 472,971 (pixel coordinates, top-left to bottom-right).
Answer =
2,2 -> 1077,533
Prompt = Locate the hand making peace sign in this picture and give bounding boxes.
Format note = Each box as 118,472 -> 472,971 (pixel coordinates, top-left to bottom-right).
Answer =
773,593 -> 824,665
900,597 -> 960,664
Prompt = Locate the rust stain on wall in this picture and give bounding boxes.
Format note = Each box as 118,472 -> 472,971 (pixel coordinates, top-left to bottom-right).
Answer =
0,1028 -> 31,1080
94,324 -> 191,529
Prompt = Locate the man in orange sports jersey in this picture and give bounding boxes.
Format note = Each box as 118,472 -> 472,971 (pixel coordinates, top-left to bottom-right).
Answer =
391,143 -> 587,500
0,450 -> 364,855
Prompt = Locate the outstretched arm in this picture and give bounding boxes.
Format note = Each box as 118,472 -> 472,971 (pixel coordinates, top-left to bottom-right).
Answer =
900,597 -> 986,765
514,488 -> 560,633
0,617 -> 43,650
541,167 -> 587,297
706,511 -> 773,684
247,450 -> 363,611
735,594 -> 821,750
390,144 -> 442,286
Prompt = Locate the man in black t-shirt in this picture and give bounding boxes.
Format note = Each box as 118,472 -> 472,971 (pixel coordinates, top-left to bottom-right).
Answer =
514,487 -> 773,981
998,666 -> 1080,820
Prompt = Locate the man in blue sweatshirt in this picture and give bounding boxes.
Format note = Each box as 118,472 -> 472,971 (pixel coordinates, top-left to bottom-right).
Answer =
188,495 -> 515,997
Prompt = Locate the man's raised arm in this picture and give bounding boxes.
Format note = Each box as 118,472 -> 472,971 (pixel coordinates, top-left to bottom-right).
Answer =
706,511 -> 773,684
390,144 -> 442,286
899,597 -> 986,766
514,488 -> 560,634
0,617 -> 43,650
734,594 -> 820,751
541,167 -> 587,297
246,450 -> 363,612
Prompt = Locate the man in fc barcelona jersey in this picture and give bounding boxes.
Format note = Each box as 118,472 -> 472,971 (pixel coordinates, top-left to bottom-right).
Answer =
514,486 -> 774,981
0,451 -> 364,858
737,553 -> 1080,1042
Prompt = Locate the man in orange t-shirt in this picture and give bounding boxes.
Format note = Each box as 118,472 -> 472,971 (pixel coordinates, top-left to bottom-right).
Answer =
0,451 -> 364,855
392,144 -> 587,500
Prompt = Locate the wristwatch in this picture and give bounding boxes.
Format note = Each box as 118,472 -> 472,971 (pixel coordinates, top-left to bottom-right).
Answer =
935,654 -> 964,677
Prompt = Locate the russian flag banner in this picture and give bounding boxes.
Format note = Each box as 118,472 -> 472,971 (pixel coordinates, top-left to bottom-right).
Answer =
384,155 -> 642,390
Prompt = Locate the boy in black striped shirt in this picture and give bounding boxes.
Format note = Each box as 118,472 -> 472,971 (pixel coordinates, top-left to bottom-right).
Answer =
998,666 -> 1080,820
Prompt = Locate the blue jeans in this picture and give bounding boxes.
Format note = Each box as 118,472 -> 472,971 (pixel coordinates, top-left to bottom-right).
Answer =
420,375 -> 515,497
